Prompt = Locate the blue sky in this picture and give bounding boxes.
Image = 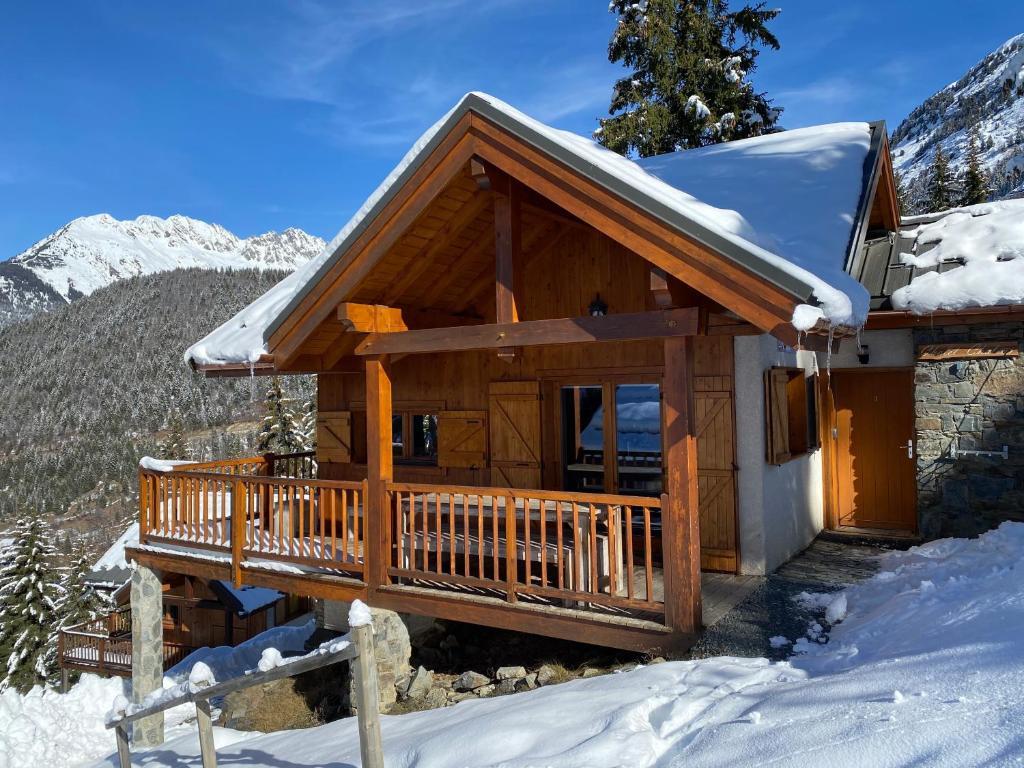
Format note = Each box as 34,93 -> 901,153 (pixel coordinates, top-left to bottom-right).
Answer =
0,1 -> 1020,256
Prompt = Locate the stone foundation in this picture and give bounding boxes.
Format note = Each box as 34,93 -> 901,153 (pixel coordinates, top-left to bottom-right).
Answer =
914,323 -> 1024,538
130,564 -> 164,746
317,599 -> 411,711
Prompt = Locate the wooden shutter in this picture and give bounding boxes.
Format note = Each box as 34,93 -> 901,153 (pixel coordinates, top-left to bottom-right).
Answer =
488,381 -> 542,488
317,410 -> 352,463
437,411 -> 487,469
764,369 -> 791,465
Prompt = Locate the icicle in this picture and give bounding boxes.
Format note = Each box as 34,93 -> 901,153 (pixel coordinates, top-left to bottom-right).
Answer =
824,324 -> 835,375
249,361 -> 257,401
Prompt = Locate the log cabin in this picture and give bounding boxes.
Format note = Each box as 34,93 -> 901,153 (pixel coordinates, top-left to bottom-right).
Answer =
125,92 -> 906,655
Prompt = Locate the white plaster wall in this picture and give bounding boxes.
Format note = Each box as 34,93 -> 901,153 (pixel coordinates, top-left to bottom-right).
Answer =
817,328 -> 913,369
734,334 -> 824,575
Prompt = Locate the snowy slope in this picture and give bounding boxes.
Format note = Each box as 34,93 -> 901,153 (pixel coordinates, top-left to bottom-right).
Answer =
34,521 -> 1019,768
892,33 -> 1024,212
0,214 -> 325,326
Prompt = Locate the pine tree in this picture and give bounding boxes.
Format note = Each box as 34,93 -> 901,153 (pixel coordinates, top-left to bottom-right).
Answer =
58,543 -> 106,631
256,377 -> 304,454
893,167 -> 910,216
159,408 -> 188,460
960,127 -> 989,206
927,145 -> 953,211
597,0 -> 782,157
0,514 -> 65,692
300,381 -> 318,452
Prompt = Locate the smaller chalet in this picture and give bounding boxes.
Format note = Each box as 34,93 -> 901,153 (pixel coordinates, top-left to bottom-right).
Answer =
60,522 -> 307,682
126,92 -> 898,654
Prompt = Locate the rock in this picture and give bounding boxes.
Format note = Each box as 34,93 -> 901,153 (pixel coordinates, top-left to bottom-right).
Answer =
455,670 -> 491,691
520,673 -> 539,690
474,684 -> 496,697
440,634 -> 460,650
447,691 -> 475,705
423,687 -> 448,709
496,679 -> 518,695
536,664 -> 559,686
581,668 -> 603,679
405,666 -> 433,701
495,665 -> 527,681
220,671 -> 346,732
648,656 -> 666,665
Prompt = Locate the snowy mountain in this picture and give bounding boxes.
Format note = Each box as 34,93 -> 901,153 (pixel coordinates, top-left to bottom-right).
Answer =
0,214 -> 325,326
891,33 -> 1024,214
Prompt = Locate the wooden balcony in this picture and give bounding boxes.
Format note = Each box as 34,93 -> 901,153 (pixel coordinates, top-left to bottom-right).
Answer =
58,606 -> 196,678
135,450 -> 695,652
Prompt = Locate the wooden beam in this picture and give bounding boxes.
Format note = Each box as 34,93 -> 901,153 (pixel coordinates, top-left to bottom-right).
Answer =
355,308 -> 699,356
493,173 -> 522,330
661,335 -> 702,638
364,356 -> 393,591
337,303 -> 408,333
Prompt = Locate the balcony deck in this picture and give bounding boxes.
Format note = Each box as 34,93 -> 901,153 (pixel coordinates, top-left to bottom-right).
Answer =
131,452 -> 750,652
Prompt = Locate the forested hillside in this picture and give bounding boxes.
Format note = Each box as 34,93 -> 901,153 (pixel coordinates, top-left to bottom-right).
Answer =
0,267 -> 311,540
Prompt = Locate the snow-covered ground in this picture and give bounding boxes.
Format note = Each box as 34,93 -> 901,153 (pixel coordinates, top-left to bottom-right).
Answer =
0,621 -> 314,768
5,524 -> 1024,767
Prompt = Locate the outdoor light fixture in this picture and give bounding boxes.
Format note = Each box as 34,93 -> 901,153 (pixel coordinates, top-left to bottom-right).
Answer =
588,294 -> 608,317
857,344 -> 870,365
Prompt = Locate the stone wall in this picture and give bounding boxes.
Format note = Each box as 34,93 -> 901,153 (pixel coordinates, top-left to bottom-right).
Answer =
317,598 -> 412,711
914,322 -> 1024,538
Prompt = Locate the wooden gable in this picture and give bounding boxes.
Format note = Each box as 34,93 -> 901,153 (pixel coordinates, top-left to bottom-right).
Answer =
266,109 -> 840,373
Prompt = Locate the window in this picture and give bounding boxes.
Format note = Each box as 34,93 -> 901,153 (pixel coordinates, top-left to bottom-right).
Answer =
765,367 -> 819,464
390,412 -> 439,464
614,384 -> 663,496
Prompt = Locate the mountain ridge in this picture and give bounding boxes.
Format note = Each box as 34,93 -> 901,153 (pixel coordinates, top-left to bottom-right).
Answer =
891,33 -> 1024,213
0,213 -> 325,326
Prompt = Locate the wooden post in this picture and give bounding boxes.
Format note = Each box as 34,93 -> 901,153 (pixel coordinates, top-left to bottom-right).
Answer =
365,356 -> 393,592
138,471 -> 149,545
115,724 -> 132,768
261,453 -> 275,527
195,698 -> 218,768
231,478 -> 245,588
662,335 -> 702,638
494,174 -> 521,360
504,495 -> 517,602
351,622 -> 385,768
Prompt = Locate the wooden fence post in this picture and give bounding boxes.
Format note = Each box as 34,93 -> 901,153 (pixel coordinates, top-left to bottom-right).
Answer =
195,698 -> 218,768
351,622 -> 385,768
231,478 -> 245,588
115,724 -> 132,768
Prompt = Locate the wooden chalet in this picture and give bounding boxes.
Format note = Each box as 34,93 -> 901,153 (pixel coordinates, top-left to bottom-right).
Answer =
127,94 -> 899,653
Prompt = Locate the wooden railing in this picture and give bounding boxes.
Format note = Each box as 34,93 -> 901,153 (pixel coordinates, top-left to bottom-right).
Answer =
58,607 -> 198,677
386,483 -> 664,616
139,453 -> 365,582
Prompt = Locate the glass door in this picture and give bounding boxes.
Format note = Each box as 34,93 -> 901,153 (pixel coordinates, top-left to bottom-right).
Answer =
614,384 -> 663,497
559,381 -> 663,496
560,385 -> 606,492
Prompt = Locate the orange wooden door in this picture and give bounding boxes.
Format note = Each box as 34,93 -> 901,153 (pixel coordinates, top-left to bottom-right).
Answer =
832,370 -> 917,531
488,381 -> 543,488
695,383 -> 737,572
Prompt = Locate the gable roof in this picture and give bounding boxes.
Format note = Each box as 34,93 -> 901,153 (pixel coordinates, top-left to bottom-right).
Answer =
186,93 -> 883,369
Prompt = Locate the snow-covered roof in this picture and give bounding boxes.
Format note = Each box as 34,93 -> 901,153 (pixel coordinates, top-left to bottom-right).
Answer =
892,199 -> 1024,313
84,522 -> 139,588
186,92 -> 880,368
208,580 -> 284,617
